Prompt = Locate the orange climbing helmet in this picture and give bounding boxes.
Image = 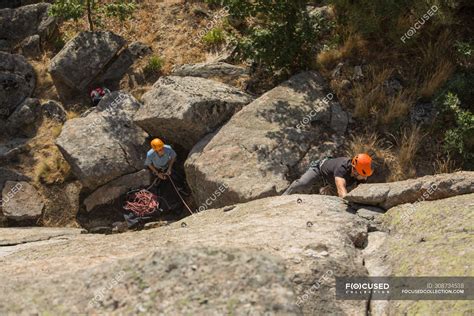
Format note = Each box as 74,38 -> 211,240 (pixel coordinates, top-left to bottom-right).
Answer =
352,153 -> 373,177
151,138 -> 165,151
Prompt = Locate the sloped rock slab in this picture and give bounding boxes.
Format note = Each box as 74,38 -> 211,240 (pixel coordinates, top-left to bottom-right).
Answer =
345,171 -> 474,209
0,195 -> 368,315
0,227 -> 84,246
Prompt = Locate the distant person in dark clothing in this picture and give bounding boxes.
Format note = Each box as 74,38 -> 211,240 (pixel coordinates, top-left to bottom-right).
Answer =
283,154 -> 374,198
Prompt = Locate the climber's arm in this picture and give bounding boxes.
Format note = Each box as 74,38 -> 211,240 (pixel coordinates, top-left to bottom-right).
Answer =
335,177 -> 348,198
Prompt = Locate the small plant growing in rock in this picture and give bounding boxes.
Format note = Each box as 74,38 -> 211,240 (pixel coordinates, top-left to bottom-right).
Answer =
144,56 -> 165,75
202,27 -> 226,46
49,0 -> 136,32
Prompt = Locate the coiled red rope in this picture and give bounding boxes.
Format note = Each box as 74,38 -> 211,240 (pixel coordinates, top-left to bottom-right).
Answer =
123,176 -> 193,217
123,189 -> 159,216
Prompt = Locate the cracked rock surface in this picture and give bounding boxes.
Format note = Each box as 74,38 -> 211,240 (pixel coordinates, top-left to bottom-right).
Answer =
0,195 -> 368,315
185,71 -> 348,209
56,91 -> 148,190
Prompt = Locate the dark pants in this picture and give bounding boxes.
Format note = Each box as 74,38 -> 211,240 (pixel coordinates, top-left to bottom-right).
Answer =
283,166 -> 322,195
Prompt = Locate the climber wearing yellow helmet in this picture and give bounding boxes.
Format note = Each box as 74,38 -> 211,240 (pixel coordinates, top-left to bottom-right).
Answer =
146,138 -> 177,180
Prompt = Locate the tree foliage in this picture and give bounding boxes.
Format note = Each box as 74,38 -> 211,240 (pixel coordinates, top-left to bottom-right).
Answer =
49,0 -> 136,31
206,0 -> 332,71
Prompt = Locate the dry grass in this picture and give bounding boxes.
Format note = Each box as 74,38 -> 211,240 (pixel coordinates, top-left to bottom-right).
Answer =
413,31 -> 455,98
66,111 -> 80,120
13,119 -> 71,185
346,127 -> 426,182
380,90 -> 416,124
351,67 -> 392,118
388,126 -> 424,181
433,155 -> 460,174
30,54 -> 58,101
33,145 -> 71,184
419,59 -> 455,98
60,0 -> 210,81
316,33 -> 367,71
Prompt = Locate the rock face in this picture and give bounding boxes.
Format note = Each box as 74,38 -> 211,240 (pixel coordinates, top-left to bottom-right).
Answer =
0,195 -> 368,315
0,3 -> 56,47
6,97 -> 40,132
84,169 -> 151,212
0,139 -> 29,163
345,171 -> 474,209
362,194 -> 474,315
56,92 -> 148,190
19,34 -> 41,58
185,71 -> 348,208
172,62 -> 249,83
41,99 -> 67,122
1,181 -> 44,220
95,41 -> 151,89
0,52 -> 35,117
49,31 -> 126,93
134,76 -> 253,150
41,181 -> 83,226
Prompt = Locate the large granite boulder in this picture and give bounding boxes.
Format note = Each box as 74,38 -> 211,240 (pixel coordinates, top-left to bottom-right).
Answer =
56,92 -> 149,190
0,195 -> 368,315
185,71 -> 348,208
49,31 -> 126,93
345,171 -> 474,209
1,181 -> 44,220
0,3 -> 56,47
134,76 -> 254,150
362,193 -> 474,314
84,169 -> 151,212
0,52 -> 35,118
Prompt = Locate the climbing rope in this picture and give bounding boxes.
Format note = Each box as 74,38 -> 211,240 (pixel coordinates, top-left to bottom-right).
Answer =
123,190 -> 159,216
123,176 -> 193,217
167,175 -> 194,216
123,178 -> 160,216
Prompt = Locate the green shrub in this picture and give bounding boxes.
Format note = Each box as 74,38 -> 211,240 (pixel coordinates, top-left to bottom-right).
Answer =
202,27 -> 226,46
437,92 -> 474,168
144,56 -> 164,74
206,0 -> 331,71
436,71 -> 474,110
